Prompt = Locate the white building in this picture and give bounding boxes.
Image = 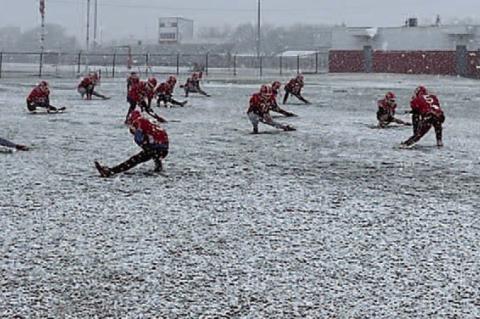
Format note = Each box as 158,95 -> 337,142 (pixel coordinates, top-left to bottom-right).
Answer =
158,17 -> 194,44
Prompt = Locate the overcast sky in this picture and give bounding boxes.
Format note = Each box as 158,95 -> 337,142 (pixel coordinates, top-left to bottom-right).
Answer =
2,0 -> 480,43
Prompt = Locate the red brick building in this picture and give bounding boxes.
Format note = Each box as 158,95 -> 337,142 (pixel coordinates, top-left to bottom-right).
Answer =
328,23 -> 480,77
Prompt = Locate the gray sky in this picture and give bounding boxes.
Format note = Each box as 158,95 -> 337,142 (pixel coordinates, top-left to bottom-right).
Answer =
2,0 -> 480,43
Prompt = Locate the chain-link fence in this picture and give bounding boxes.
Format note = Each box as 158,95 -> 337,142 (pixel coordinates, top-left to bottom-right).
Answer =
0,51 -> 329,79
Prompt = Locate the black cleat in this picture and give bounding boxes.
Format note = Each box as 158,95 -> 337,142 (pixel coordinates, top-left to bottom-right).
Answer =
94,161 -> 112,177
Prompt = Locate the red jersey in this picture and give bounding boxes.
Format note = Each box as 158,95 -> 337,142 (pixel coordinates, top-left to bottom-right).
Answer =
377,99 -> 397,115
132,117 -> 169,145
155,82 -> 173,96
285,78 -> 303,95
144,83 -> 156,100
127,81 -> 147,103
185,78 -> 200,89
247,93 -> 275,115
27,86 -> 50,103
410,94 -> 443,117
127,74 -> 139,90
78,77 -> 93,89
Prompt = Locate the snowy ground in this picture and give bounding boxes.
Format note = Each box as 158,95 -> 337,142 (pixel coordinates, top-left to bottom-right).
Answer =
1,73 -> 480,318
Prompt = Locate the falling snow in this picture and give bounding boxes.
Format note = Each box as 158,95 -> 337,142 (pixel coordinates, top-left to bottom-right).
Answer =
1,73 -> 480,317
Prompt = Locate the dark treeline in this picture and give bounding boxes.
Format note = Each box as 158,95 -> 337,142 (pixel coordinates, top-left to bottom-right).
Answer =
197,23 -> 335,54
0,22 -> 334,54
0,24 -> 79,52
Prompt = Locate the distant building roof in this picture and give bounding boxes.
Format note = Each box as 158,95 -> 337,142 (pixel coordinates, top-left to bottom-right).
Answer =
278,50 -> 318,57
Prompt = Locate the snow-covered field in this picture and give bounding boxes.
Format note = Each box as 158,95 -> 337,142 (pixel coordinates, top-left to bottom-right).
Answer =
1,73 -> 479,318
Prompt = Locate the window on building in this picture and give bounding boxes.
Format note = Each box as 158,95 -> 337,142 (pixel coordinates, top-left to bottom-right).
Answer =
171,22 -> 178,27
160,33 -> 177,40
159,23 -> 166,27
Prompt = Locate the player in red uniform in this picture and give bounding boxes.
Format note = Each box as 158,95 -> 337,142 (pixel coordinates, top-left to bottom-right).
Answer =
125,77 -> 144,121
182,72 -> 210,97
401,86 -> 445,148
283,74 -> 310,105
270,80 -> 296,117
156,76 -> 187,107
94,109 -> 169,177
407,86 -> 427,135
144,77 -> 157,108
376,92 -> 410,128
126,72 -> 139,92
26,81 -> 62,112
247,85 -> 296,134
126,77 -> 166,124
77,72 -> 109,100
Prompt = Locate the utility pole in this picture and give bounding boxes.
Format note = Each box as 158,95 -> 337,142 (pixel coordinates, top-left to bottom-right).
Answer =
93,0 -> 98,48
39,0 -> 46,77
39,0 -> 46,52
86,0 -> 91,72
86,0 -> 91,51
256,0 -> 261,58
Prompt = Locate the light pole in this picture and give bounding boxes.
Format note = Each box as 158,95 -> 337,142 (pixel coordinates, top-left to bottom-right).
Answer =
93,0 -> 98,48
86,0 -> 91,72
40,0 -> 46,52
86,0 -> 90,51
256,0 -> 261,58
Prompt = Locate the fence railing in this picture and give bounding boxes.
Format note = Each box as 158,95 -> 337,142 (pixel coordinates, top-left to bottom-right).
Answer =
0,51 -> 329,79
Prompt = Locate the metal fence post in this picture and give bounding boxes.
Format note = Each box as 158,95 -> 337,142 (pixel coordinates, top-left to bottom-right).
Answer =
297,54 -> 300,74
176,53 -> 180,75
39,51 -> 44,77
233,54 -> 237,76
77,51 -> 82,74
0,52 -> 3,79
280,55 -> 283,75
145,53 -> 149,76
205,52 -> 209,76
315,52 -> 319,74
259,56 -> 263,77
112,52 -> 116,78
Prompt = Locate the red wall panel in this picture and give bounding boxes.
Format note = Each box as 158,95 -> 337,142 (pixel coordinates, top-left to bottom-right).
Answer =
373,51 -> 456,75
466,51 -> 480,78
329,51 -> 365,73
329,50 -> 458,75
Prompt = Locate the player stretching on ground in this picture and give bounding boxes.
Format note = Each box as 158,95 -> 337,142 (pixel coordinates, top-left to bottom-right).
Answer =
376,92 -> 410,128
283,74 -> 310,105
247,85 -> 296,134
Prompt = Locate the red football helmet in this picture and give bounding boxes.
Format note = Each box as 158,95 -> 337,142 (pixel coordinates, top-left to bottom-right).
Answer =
38,80 -> 49,92
167,75 -> 177,85
385,91 -> 396,103
296,74 -> 304,82
192,72 -> 199,80
260,84 -> 273,98
147,77 -> 157,88
414,86 -> 427,97
127,110 -> 142,125
272,81 -> 281,90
